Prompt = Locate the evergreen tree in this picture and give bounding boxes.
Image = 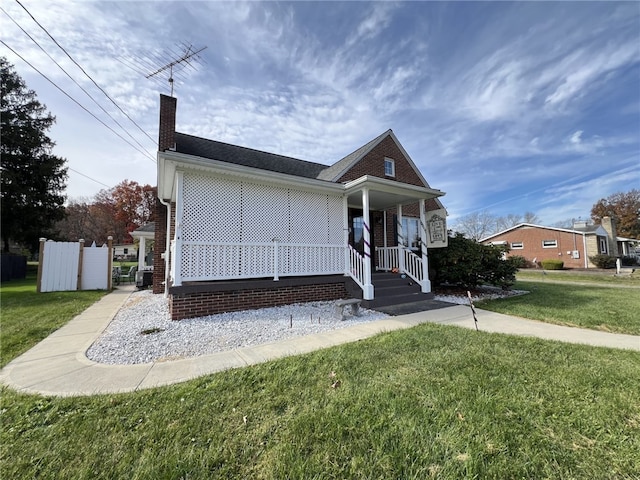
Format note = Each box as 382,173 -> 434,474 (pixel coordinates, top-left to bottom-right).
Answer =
1,57 -> 67,252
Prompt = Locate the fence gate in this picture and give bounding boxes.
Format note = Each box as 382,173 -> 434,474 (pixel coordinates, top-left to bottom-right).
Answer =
37,237 -> 113,292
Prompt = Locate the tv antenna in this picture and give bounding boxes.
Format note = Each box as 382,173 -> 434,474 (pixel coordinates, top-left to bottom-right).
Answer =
146,44 -> 207,96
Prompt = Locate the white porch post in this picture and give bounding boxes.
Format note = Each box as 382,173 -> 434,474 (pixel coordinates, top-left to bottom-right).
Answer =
138,236 -> 146,270
419,199 -> 432,293
173,172 -> 184,287
397,204 -> 405,273
362,188 -> 374,300
343,195 -> 350,276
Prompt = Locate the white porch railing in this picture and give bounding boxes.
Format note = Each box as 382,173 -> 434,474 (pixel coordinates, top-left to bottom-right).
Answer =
174,241 -> 345,284
348,244 -> 366,290
376,246 -> 424,285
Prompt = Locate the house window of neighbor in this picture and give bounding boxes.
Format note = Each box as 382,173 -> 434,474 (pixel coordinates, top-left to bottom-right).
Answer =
384,158 -> 395,177
542,239 -> 557,248
599,237 -> 608,254
401,217 -> 420,250
123,248 -> 128,255
511,241 -> 524,249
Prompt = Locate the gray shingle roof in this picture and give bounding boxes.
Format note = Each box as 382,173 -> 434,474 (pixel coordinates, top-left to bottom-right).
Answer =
175,132 -> 330,179
133,222 -> 155,233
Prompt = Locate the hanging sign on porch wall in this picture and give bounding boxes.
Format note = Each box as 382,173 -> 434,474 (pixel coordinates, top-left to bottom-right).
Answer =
425,209 -> 448,248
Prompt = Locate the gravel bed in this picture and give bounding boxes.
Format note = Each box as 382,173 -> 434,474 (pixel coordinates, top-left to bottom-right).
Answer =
86,291 -> 390,365
434,287 -> 529,305
86,287 -> 529,365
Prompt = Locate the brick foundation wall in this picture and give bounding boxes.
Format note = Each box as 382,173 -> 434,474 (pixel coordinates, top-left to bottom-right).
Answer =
169,279 -> 350,321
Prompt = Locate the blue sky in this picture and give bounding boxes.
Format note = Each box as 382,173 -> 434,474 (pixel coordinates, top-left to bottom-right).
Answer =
2,1 -> 639,226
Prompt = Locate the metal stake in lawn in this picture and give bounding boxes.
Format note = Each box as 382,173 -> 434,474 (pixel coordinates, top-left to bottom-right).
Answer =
467,291 -> 479,331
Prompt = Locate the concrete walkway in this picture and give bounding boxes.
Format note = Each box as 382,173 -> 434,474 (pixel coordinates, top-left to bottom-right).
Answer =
1,286 -> 638,397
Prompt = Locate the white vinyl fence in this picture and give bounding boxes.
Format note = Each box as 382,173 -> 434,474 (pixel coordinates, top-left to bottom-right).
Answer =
37,237 -> 113,292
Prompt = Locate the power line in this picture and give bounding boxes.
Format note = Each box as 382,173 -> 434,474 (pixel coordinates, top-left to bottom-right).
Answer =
68,168 -> 111,189
1,6 -> 154,159
15,0 -> 157,146
1,40 -> 156,163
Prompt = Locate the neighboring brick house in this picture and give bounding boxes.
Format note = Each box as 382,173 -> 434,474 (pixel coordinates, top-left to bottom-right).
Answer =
154,94 -> 446,320
480,217 -> 621,269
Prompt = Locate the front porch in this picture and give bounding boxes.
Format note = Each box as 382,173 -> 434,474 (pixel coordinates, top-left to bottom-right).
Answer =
165,174 -> 443,317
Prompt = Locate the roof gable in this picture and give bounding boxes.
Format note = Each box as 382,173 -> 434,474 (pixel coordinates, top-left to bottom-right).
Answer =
316,130 -> 431,188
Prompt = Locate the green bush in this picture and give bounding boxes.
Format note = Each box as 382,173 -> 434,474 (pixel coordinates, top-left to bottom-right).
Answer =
621,256 -> 638,266
428,233 -> 517,289
589,254 -> 616,269
508,255 -> 529,269
541,259 -> 564,270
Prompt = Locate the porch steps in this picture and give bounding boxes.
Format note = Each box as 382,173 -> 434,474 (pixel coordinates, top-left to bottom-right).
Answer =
361,272 -> 434,310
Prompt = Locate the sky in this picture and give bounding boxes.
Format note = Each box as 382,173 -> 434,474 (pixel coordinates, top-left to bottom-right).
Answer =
2,1 -> 639,227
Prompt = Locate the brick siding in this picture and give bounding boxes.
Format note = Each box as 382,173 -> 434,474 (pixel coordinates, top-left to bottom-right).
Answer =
169,281 -> 349,321
484,226 -> 606,268
337,135 -> 424,186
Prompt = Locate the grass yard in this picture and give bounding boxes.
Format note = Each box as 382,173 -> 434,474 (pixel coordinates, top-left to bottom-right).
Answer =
516,269 -> 640,286
0,267 -> 108,368
479,280 -> 640,336
1,269 -> 639,478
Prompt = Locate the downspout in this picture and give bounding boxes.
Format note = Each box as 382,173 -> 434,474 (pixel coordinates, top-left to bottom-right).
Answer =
158,196 -> 172,296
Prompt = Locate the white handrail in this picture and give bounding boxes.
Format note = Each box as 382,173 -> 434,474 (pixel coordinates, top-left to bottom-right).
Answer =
376,246 -> 424,285
402,248 -> 423,285
348,245 -> 366,289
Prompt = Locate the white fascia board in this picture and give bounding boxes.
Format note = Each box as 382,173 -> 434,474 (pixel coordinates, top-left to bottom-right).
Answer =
344,175 -> 444,200
158,150 -> 344,202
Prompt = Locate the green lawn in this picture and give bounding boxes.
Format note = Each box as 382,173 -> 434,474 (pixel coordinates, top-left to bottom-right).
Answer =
516,269 -> 640,286
1,271 -> 639,478
479,280 -> 640,335
0,268 -> 108,368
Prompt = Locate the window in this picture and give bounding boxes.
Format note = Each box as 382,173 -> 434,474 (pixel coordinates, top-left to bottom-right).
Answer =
542,239 -> 557,248
123,248 -> 128,255
511,241 -> 523,249
384,158 -> 395,177
400,217 -> 420,249
599,237 -> 608,254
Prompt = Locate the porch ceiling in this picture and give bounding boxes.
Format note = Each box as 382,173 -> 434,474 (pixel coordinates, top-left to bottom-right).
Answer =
344,175 -> 444,210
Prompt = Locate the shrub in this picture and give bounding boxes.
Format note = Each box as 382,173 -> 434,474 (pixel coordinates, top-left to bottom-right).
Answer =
541,259 -> 564,270
589,254 -> 616,269
621,256 -> 638,266
508,255 -> 529,269
428,233 -> 518,289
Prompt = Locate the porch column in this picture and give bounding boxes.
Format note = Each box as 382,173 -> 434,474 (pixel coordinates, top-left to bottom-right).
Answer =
362,188 -> 374,300
138,236 -> 146,270
397,204 -> 405,273
343,195 -> 350,276
173,172 -> 184,287
419,200 -> 431,293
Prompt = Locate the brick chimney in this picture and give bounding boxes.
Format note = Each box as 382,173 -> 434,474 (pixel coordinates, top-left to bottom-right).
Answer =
153,94 -> 177,294
600,216 -> 619,256
158,94 -> 177,151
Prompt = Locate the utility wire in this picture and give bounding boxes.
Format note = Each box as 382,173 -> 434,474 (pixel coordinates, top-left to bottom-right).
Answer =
1,40 -> 156,163
69,168 -> 111,188
15,0 -> 157,146
1,6 -> 154,158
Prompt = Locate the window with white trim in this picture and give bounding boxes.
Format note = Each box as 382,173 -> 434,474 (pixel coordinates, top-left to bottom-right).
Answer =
542,239 -> 557,248
401,217 -> 420,250
511,241 -> 523,249
599,237 -> 608,254
384,158 -> 395,177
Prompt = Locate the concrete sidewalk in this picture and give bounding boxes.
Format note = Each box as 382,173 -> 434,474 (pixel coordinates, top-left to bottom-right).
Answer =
1,286 -> 638,397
